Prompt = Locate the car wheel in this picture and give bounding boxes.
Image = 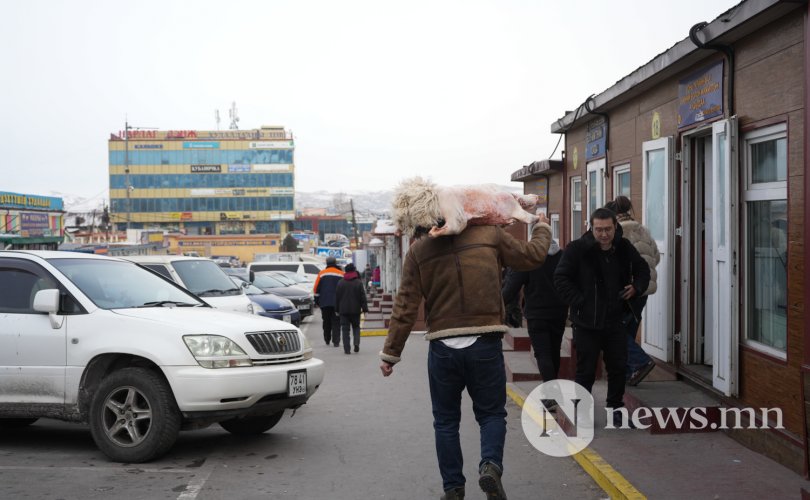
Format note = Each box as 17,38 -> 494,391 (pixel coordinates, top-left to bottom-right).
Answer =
219,411 -> 284,435
0,418 -> 38,428
89,367 -> 181,463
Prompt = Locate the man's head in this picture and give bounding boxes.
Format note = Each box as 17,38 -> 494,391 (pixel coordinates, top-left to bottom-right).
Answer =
345,263 -> 356,273
326,256 -> 337,267
590,207 -> 617,250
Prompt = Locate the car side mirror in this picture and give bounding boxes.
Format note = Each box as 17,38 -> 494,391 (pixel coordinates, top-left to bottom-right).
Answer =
33,289 -> 64,329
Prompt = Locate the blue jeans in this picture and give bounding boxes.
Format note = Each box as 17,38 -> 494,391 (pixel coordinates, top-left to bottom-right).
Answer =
428,336 -> 507,491
624,296 -> 652,379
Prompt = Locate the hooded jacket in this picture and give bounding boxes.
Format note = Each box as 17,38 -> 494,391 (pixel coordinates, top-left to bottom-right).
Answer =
313,265 -> 344,308
502,242 -> 568,321
553,226 -> 650,330
336,270 -> 369,315
381,222 -> 552,364
616,213 -> 660,295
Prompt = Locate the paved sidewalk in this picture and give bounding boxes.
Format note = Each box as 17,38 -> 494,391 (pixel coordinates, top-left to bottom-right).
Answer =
510,379 -> 810,499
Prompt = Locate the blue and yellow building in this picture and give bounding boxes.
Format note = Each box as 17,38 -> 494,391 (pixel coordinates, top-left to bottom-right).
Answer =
0,191 -> 64,249
108,126 -> 295,236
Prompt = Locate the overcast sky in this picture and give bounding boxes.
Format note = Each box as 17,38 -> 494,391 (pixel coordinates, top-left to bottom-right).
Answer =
1,0 -> 733,205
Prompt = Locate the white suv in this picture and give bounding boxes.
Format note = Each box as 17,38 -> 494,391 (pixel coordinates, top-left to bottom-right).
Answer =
0,251 -> 324,463
124,255 -> 257,315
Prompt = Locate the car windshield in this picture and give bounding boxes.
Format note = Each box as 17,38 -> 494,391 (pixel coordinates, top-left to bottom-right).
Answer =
49,258 -> 204,310
268,272 -> 297,286
229,276 -> 266,296
172,260 -> 242,297
252,273 -> 288,289
278,271 -> 309,284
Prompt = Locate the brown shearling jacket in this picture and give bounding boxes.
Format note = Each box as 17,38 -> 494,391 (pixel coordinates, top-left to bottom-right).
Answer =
380,223 -> 552,364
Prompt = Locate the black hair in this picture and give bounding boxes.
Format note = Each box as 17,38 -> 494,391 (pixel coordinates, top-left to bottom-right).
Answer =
590,207 -> 617,226
613,195 -> 633,215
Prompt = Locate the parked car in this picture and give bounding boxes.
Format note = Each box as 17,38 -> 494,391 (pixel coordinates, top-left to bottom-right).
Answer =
247,261 -> 322,283
270,270 -> 312,287
0,250 -> 324,462
233,273 -> 315,318
123,255 -> 257,316
229,276 -> 301,327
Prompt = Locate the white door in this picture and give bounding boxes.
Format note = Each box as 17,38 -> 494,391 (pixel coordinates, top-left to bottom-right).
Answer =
586,159 -> 606,223
642,137 -> 674,362
711,118 -> 739,396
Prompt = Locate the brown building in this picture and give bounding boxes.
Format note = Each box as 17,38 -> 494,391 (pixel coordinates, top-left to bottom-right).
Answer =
515,0 -> 810,474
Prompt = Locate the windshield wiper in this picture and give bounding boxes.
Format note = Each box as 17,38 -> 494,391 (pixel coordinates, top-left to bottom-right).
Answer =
137,301 -> 200,308
196,287 -> 241,296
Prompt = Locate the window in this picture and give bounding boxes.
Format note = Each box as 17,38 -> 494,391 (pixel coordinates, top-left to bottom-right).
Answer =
613,164 -> 631,198
550,214 -> 560,242
0,268 -> 43,313
571,177 -> 583,240
743,124 -> 787,354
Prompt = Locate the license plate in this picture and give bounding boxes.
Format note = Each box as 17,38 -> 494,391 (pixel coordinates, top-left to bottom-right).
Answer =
283,314 -> 292,323
298,304 -> 310,310
288,370 -> 307,397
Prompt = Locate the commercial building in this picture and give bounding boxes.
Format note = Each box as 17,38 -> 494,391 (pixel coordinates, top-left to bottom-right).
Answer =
513,0 -> 808,473
108,126 -> 295,236
0,191 -> 64,250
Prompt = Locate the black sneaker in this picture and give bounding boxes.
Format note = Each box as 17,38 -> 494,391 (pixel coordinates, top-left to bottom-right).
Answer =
354,345 -> 359,353
440,486 -> 465,500
478,462 -> 507,500
628,360 -> 656,386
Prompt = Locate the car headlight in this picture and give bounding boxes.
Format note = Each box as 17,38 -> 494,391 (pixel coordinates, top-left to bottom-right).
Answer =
301,333 -> 314,360
250,302 -> 264,314
183,335 -> 252,368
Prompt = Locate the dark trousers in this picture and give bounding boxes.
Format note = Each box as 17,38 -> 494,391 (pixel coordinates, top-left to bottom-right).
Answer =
526,316 -> 567,382
340,313 -> 361,353
321,306 -> 340,345
428,337 -> 507,492
624,296 -> 652,379
573,325 -> 627,408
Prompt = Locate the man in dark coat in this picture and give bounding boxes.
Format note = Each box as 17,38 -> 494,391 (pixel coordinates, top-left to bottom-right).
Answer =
313,256 -> 344,346
502,239 -> 568,383
336,263 -> 369,354
554,208 -> 650,426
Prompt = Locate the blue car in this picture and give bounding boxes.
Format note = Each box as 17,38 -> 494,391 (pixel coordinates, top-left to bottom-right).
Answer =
230,277 -> 301,326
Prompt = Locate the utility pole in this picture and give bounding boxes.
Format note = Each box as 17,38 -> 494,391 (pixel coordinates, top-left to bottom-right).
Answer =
350,199 -> 360,249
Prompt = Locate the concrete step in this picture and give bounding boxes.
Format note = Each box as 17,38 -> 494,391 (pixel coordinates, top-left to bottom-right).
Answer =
504,327 -> 531,351
504,350 -> 541,382
623,377 -> 723,434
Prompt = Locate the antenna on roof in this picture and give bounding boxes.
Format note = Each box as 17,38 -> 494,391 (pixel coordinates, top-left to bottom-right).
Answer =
228,102 -> 240,130
215,109 -> 221,130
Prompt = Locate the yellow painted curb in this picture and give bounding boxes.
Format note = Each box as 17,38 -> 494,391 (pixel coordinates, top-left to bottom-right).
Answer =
506,384 -> 646,500
360,330 -> 388,337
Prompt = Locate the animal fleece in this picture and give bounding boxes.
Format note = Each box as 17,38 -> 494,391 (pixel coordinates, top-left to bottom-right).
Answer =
392,177 -> 540,237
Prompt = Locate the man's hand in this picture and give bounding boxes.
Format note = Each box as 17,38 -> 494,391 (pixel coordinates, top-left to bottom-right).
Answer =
380,361 -> 394,377
620,284 -> 636,300
536,211 -> 549,225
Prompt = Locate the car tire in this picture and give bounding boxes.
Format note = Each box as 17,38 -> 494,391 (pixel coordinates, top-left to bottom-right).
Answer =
0,418 -> 39,428
88,367 -> 181,463
219,411 -> 284,435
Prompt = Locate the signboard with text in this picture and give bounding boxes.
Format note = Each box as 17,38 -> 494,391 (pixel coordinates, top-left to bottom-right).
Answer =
678,61 -> 724,129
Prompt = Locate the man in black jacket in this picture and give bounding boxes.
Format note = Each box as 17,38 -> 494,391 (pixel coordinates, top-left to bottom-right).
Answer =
336,263 -> 369,354
554,208 -> 650,423
502,239 -> 568,384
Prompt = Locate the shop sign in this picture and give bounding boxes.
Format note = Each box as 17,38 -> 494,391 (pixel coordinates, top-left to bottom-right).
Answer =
191,165 -> 222,173
228,164 -> 251,172
249,141 -> 295,149
20,212 -> 50,236
678,61 -> 724,129
0,191 -> 63,211
585,116 -> 606,161
253,164 -> 292,172
183,141 -> 220,149
134,144 -> 163,149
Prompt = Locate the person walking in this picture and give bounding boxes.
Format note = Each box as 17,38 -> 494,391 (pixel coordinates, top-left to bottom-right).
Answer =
336,263 -> 369,354
363,264 -> 373,292
313,256 -> 344,347
380,212 -> 552,500
553,208 -> 650,426
502,239 -> 568,385
605,196 -> 660,386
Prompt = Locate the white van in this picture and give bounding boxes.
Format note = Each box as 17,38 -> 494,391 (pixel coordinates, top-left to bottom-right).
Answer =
124,255 -> 258,315
247,261 -> 323,283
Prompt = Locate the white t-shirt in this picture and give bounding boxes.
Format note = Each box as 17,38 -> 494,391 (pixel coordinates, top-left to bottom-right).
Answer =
440,336 -> 479,349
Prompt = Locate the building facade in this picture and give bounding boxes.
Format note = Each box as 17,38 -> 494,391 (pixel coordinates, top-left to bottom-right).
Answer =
108,126 -> 295,236
532,0 -> 808,473
0,191 -> 64,250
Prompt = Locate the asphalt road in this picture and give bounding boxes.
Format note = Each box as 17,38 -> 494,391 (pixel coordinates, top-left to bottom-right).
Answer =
0,314 -> 603,499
